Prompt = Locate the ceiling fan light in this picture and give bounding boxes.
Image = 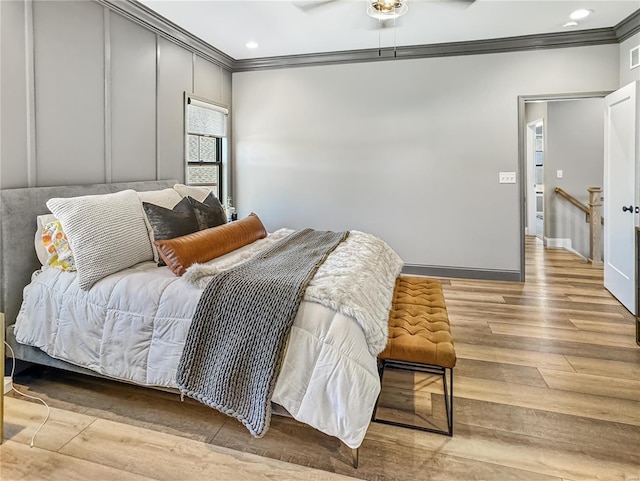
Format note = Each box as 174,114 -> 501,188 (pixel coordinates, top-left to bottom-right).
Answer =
367,0 -> 408,20
374,0 -> 400,12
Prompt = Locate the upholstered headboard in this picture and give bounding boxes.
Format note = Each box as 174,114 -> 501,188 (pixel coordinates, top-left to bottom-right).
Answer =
0,180 -> 177,330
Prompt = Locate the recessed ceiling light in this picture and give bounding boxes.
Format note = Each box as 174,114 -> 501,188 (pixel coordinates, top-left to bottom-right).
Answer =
246,41 -> 258,49
563,20 -> 578,27
570,9 -> 592,21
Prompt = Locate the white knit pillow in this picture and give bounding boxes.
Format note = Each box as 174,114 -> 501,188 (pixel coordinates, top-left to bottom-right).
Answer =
46,189 -> 154,290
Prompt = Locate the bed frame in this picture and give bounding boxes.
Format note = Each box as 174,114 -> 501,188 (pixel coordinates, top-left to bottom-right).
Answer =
0,180 -> 176,373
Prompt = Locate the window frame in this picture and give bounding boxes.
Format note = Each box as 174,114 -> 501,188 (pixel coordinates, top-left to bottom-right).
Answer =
184,93 -> 229,201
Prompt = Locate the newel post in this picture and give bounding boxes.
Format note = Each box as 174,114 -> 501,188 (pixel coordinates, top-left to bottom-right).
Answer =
588,187 -> 603,266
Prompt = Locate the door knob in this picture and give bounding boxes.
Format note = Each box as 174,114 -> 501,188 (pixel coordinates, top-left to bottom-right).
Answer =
622,205 -> 633,212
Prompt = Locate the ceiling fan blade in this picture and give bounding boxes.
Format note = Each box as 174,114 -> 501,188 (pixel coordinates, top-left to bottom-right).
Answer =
293,0 -> 339,13
441,0 -> 476,9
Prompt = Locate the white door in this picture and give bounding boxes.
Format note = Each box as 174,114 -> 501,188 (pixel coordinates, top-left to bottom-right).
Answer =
604,81 -> 639,315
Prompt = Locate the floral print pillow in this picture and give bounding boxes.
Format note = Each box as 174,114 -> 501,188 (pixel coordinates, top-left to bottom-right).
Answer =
42,220 -> 76,271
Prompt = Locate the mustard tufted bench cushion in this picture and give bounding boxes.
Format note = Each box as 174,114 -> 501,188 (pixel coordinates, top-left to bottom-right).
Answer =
378,276 -> 456,369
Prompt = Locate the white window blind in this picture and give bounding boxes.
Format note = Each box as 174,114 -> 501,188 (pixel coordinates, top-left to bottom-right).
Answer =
187,102 -> 227,137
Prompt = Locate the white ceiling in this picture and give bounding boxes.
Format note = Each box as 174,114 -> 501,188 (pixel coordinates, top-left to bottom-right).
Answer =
139,0 -> 639,60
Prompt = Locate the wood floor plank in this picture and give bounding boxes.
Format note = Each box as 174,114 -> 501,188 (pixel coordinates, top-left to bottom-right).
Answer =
565,356 -> 640,380
566,295 -> 623,305
9,368 -> 227,444
383,370 -> 444,398
367,422 -> 639,481
212,410 -> 561,481
454,342 -> 576,372
539,369 -> 640,401
453,328 -> 640,364
447,302 -> 628,322
452,313 -> 578,330
59,418 -> 359,481
3,395 -> 95,452
453,375 -> 640,426
568,319 -> 636,334
448,358 -> 549,388
435,291 -> 507,303
488,322 -> 639,349
374,406 -> 438,429
449,398 -> 640,466
0,441 -> 155,481
500,296 -> 626,314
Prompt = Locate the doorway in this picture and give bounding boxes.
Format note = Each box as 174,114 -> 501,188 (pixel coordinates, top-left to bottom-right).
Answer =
517,91 -> 611,280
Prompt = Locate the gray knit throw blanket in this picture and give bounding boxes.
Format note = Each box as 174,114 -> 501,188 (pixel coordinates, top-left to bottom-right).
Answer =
176,228 -> 348,437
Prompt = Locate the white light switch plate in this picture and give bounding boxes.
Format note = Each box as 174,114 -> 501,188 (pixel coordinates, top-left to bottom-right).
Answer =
499,172 -> 516,184
556,170 -> 563,179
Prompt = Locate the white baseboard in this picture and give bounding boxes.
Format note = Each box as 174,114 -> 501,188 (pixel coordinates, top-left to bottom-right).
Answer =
544,237 -> 587,260
545,237 -> 571,249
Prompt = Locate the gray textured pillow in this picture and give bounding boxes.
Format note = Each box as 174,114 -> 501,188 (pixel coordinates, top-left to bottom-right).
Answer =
187,193 -> 227,230
142,197 -> 200,266
46,189 -> 154,290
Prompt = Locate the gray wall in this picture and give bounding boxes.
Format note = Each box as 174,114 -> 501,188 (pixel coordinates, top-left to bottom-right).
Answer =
0,0 -> 29,188
0,0 -> 232,190
232,45 -> 619,276
620,32 -> 640,87
544,99 -> 605,259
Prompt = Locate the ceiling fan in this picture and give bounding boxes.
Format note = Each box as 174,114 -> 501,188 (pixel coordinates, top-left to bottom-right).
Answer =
296,0 -> 476,29
366,0 -> 408,29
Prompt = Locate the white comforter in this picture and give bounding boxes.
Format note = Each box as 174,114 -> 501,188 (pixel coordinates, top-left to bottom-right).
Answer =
15,230 -> 403,448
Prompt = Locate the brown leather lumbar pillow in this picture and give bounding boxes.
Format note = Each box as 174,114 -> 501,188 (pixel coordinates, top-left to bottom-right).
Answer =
155,212 -> 267,276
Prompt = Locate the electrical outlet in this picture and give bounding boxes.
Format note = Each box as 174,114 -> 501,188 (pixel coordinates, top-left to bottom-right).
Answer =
499,172 -> 516,184
556,170 -> 563,179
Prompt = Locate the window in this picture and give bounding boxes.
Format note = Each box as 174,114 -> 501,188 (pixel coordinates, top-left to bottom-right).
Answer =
185,95 -> 228,199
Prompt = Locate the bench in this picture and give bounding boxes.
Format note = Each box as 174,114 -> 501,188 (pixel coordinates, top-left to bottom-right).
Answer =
371,276 -> 456,436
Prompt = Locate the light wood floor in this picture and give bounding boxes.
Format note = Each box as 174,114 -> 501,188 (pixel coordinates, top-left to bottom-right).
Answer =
2,237 -> 639,481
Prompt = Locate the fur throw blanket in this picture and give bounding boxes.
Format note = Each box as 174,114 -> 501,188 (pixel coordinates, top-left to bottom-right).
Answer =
184,229 -> 403,356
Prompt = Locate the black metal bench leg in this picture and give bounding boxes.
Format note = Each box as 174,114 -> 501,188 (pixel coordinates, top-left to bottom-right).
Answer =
372,360 -> 454,436
443,367 -> 453,436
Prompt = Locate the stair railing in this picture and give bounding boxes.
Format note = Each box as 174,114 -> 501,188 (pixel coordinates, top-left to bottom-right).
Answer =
553,187 -> 603,265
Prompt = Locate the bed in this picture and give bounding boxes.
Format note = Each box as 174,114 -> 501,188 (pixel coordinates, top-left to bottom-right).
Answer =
0,180 -> 403,458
